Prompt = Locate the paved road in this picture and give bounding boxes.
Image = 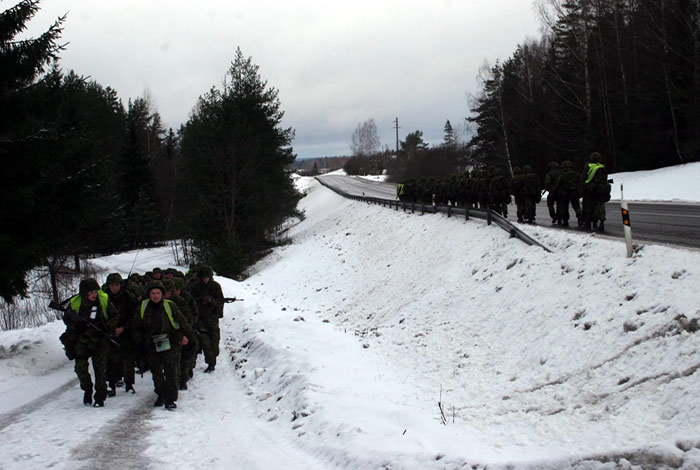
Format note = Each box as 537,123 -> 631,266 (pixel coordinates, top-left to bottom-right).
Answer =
317,174 -> 700,249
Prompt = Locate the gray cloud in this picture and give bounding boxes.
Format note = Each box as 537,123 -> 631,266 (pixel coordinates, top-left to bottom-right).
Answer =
25,0 -> 541,158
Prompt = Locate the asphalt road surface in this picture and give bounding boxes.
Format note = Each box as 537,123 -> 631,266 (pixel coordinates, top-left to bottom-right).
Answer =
317,174 -> 700,249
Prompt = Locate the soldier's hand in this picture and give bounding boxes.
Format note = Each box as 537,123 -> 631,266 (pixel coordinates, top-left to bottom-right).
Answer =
115,327 -> 125,337
181,336 -> 189,346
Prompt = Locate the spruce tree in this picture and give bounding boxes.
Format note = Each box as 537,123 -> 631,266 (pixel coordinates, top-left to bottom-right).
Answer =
0,1 -> 66,302
180,48 -> 300,276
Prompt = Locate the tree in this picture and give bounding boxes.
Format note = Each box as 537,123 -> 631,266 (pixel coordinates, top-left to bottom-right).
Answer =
351,118 -> 381,156
179,48 -> 300,276
0,0 -> 66,302
443,120 -> 456,147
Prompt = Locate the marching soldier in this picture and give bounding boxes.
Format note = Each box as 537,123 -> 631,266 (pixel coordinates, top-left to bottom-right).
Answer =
191,265 -> 224,373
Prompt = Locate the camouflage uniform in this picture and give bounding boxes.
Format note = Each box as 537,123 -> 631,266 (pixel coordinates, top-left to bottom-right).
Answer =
62,278 -> 118,406
171,277 -> 199,389
511,167 -> 526,222
544,162 -> 562,224
556,161 -> 582,226
190,266 -> 224,372
133,281 -> 195,408
581,152 -> 611,231
521,166 -> 541,223
103,273 -> 139,394
488,168 -> 511,216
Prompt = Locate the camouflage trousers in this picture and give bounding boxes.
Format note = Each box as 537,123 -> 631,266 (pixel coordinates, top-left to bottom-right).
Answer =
180,343 -> 198,386
107,335 -> 136,388
148,345 -> 181,404
74,341 -> 109,401
198,322 -> 220,367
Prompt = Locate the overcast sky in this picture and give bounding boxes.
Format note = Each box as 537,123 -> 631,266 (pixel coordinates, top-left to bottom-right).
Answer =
24,0 -> 542,159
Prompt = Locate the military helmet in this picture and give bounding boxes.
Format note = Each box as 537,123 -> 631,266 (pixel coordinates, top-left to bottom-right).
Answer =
561,160 -> 573,169
161,279 -> 175,293
106,272 -> 122,284
548,161 -> 559,169
588,152 -> 603,163
79,278 -> 100,296
146,280 -> 166,295
199,265 -> 214,278
173,277 -> 185,290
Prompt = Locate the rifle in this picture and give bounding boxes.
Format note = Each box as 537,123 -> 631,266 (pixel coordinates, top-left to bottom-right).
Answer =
197,296 -> 244,304
49,299 -> 120,348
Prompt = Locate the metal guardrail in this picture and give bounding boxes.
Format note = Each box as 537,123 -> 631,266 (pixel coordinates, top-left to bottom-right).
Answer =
316,177 -> 553,252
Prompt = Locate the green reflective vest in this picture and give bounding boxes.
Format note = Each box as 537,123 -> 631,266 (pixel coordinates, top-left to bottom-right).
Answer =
585,163 -> 605,184
140,299 -> 179,329
70,291 -> 109,320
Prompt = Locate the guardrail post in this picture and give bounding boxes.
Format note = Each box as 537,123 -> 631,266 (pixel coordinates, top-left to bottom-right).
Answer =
421,204 -> 425,215
465,207 -> 470,221
411,203 -> 415,214
487,210 -> 492,225
447,206 -> 451,218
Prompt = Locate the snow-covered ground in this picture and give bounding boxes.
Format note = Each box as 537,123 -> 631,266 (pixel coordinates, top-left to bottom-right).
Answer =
610,162 -> 700,202
1,165 -> 700,469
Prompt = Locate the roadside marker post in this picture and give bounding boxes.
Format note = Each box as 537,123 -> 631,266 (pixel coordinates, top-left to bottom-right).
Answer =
621,184 -> 633,257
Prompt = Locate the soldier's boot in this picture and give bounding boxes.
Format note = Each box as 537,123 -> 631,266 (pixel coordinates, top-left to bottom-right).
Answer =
165,402 -> 177,410
116,379 -> 124,387
125,384 -> 135,394
189,369 -> 194,379
204,364 -> 215,373
107,383 -> 117,397
179,382 -> 188,391
83,390 -> 92,406
154,395 -> 164,407
598,221 -> 605,232
93,399 -> 104,407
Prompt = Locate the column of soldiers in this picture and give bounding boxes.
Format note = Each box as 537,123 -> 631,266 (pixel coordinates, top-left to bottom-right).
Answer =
59,265 -> 226,409
396,152 -> 611,231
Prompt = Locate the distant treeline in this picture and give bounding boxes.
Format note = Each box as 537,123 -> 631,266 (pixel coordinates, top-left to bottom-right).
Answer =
290,156 -> 351,174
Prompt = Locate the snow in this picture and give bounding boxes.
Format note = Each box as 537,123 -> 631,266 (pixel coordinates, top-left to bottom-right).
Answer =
610,162 -> 700,202
1,164 -> 700,469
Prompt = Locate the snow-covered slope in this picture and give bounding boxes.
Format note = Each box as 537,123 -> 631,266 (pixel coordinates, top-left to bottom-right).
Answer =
1,174 -> 700,469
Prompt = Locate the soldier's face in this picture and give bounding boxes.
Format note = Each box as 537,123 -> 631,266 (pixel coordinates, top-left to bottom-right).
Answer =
87,290 -> 98,302
202,277 -> 210,284
109,283 -> 121,294
149,289 -> 163,303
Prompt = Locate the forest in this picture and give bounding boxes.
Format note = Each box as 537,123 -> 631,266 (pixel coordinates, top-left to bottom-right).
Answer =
0,1 -> 299,306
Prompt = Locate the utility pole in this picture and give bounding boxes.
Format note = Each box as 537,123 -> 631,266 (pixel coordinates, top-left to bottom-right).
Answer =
393,117 -> 400,154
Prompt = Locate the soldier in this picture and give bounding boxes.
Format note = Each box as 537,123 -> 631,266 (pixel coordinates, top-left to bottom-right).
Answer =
133,280 -> 195,409
104,272 -> 137,395
521,165 -> 541,223
488,168 -> 511,216
61,278 -> 119,407
511,167 -> 526,222
190,265 -> 224,373
556,160 -> 582,227
171,277 -> 199,390
582,152 -> 611,231
544,161 -> 562,224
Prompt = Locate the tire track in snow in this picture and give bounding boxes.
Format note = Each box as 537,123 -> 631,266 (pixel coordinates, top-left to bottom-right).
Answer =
0,377 -> 78,432
71,393 -> 156,469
